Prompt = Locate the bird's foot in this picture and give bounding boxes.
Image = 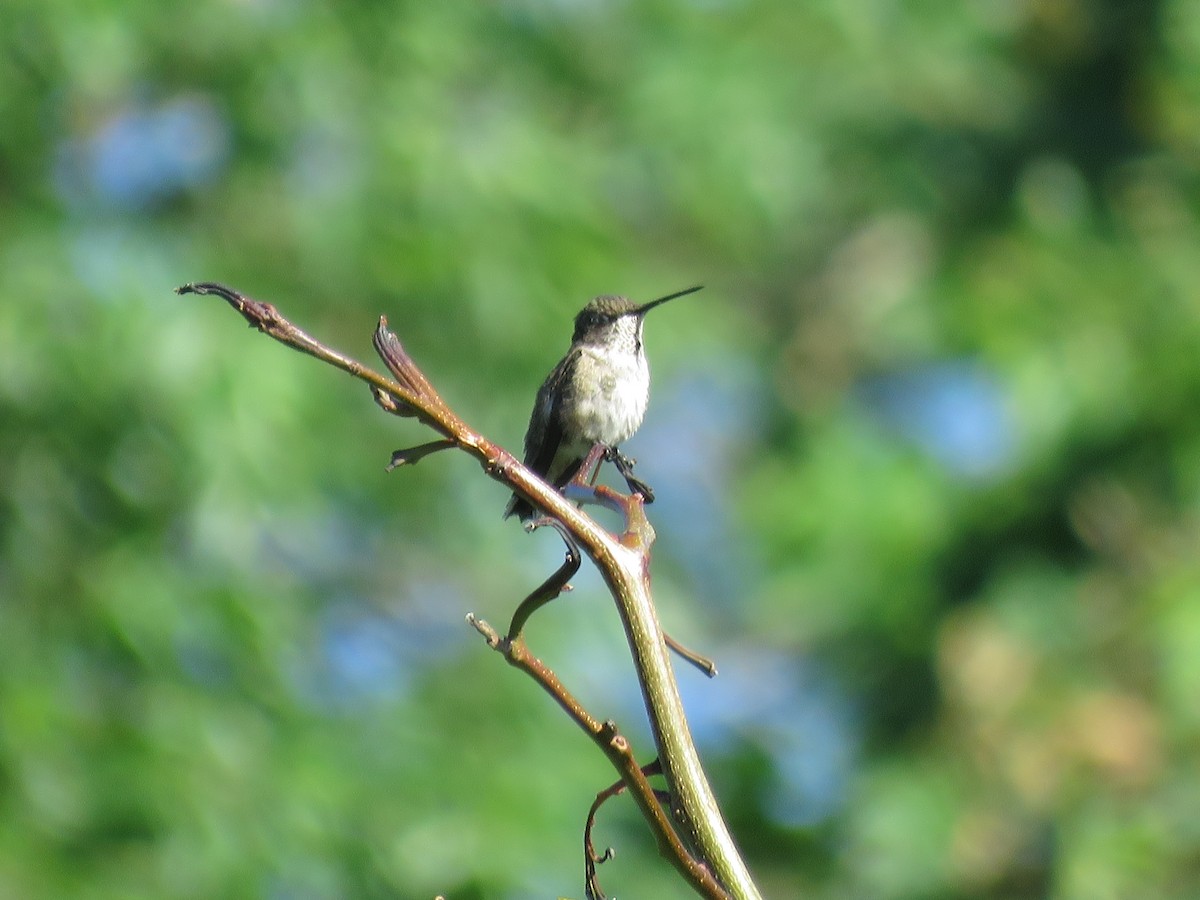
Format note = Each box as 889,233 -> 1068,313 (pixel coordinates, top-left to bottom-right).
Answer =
606,447 -> 655,504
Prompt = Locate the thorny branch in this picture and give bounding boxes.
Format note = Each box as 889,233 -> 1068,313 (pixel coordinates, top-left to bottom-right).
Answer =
175,282 -> 758,900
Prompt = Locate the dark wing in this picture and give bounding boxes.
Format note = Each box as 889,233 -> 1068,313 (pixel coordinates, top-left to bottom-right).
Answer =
504,349 -> 579,520
522,349 -> 577,474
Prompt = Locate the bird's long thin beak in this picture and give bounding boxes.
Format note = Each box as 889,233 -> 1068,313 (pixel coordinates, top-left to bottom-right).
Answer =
634,284 -> 703,316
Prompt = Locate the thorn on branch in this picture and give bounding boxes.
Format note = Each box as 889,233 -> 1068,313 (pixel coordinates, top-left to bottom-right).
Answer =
371,385 -> 420,419
664,634 -> 719,679
465,613 -> 501,649
385,439 -> 456,471
507,517 -> 582,640
584,756 -> 667,900
373,317 -> 444,408
370,317 -> 475,444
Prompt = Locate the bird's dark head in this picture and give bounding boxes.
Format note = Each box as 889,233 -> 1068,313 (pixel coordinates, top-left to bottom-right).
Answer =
571,295 -> 637,344
571,286 -> 702,346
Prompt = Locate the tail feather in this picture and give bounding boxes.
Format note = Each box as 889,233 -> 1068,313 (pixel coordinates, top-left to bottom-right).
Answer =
503,494 -> 534,521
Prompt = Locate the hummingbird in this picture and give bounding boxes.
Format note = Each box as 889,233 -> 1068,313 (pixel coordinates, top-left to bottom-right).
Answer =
504,286 -> 702,521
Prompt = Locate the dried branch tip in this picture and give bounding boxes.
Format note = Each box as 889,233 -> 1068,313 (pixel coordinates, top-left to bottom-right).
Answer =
176,281 -> 280,331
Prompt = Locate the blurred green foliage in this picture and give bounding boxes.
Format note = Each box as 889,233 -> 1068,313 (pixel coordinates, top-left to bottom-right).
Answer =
2,1 -> 1199,897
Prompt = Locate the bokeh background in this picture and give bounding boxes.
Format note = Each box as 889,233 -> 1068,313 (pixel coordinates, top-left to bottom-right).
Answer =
3,2 -> 1199,898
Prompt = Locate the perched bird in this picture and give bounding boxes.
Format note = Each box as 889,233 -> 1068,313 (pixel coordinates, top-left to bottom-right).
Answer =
504,286 -> 702,521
